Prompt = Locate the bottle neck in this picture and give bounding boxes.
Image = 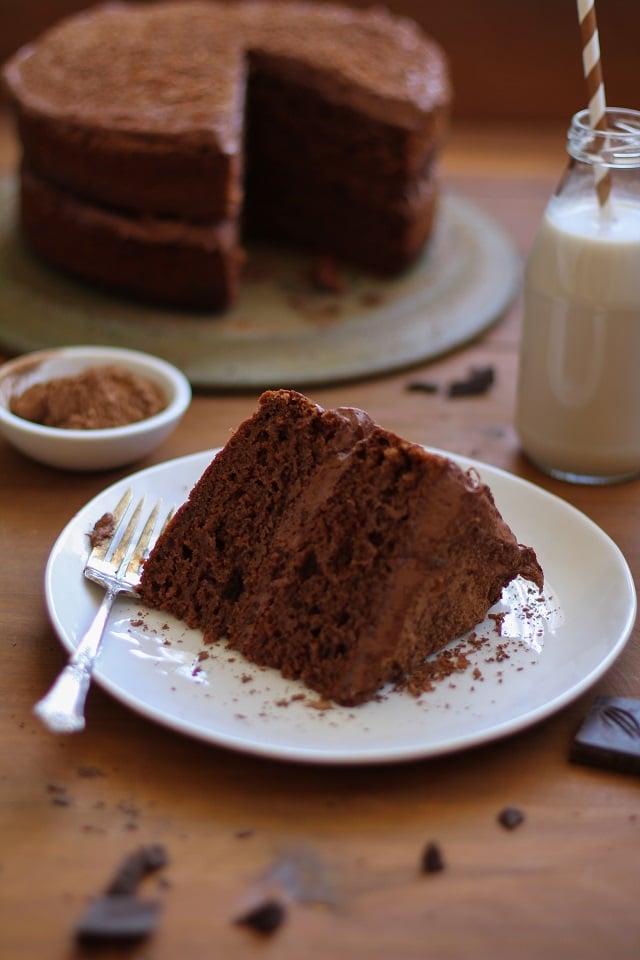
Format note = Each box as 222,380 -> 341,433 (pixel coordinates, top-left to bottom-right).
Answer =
567,108 -> 640,169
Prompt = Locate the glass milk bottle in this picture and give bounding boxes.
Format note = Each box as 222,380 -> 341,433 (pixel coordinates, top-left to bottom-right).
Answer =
516,107 -> 640,484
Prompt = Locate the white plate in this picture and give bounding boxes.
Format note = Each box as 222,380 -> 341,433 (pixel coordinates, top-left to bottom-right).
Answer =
0,177 -> 518,388
44,450 -> 636,765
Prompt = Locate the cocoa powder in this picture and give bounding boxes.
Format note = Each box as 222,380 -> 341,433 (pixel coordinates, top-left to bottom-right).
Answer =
10,364 -> 166,429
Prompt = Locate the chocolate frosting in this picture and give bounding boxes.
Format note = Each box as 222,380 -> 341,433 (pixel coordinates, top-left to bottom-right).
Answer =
2,1 -> 451,151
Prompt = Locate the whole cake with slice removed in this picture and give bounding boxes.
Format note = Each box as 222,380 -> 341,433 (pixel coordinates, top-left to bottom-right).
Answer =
137,390 -> 543,705
2,0 -> 451,310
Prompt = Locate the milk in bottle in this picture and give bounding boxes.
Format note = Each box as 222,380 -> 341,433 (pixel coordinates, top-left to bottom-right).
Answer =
516,108 -> 640,483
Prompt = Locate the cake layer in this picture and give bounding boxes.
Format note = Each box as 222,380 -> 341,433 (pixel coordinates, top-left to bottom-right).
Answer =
14,109 -> 243,223
4,2 -> 245,221
138,391 -> 544,705
20,169 -> 241,310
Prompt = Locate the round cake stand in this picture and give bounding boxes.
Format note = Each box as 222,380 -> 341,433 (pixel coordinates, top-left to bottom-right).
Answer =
0,178 -> 519,389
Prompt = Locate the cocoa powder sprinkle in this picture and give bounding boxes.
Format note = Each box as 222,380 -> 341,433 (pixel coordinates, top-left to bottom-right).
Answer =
10,364 -> 166,429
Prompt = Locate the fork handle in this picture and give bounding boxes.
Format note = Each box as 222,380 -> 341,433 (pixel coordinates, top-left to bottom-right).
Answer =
34,587 -> 119,734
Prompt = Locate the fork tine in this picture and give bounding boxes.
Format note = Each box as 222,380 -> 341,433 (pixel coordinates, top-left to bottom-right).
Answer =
89,488 -> 133,562
110,496 -> 145,576
124,499 -> 163,579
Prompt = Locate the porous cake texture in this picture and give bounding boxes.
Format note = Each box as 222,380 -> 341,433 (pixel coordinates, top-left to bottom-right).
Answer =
138,390 -> 543,705
2,1 -> 450,310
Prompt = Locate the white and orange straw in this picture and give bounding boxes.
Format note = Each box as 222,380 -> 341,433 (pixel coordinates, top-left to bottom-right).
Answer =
576,0 -> 612,211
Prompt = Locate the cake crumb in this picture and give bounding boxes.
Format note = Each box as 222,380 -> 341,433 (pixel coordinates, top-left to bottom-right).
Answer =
488,611 -> 506,634
310,255 -> 347,293
395,639 -> 478,697
88,512 -> 115,548
307,697 -> 333,711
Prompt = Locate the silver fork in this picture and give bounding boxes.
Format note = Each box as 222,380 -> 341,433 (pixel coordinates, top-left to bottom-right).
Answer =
34,488 -> 173,734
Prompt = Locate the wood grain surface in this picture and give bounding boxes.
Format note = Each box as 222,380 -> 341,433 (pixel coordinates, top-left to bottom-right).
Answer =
1,110 -> 639,960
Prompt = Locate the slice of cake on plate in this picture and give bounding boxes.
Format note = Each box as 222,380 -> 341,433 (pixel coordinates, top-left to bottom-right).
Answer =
138,390 -> 543,705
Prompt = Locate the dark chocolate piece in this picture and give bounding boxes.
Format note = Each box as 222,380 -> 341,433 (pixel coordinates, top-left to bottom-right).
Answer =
570,695 -> 640,775
448,366 -> 495,397
235,899 -> 286,934
75,894 -> 161,942
106,844 -> 168,896
497,805 -> 524,829
74,845 -> 169,943
420,841 -> 445,873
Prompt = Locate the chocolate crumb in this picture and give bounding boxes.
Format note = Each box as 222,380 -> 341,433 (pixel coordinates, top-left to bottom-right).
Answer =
235,828 -> 255,840
235,899 -> 286,935
406,381 -> 439,394
394,637 -> 479,697
420,841 -> 445,874
77,765 -> 106,778
52,794 -> 72,807
47,781 -> 67,794
448,366 -> 495,397
497,806 -> 525,830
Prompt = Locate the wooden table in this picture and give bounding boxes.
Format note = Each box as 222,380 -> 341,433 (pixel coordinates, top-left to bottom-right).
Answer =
1,115 -> 639,960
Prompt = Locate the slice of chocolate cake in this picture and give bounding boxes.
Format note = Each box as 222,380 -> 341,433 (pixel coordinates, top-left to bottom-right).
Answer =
138,390 -> 543,705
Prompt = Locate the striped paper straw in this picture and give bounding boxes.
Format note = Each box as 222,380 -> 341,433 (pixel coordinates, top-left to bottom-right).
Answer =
577,0 -> 612,210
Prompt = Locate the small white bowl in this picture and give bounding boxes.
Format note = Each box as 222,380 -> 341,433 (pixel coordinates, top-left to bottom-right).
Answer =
0,346 -> 192,471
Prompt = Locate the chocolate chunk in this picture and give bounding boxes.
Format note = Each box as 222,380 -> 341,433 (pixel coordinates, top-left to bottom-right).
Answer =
75,894 -> 161,942
106,844 -> 169,896
420,841 -> 445,873
497,806 -> 524,829
74,846 -> 169,943
448,366 -> 495,397
235,899 -> 286,934
570,695 -> 640,775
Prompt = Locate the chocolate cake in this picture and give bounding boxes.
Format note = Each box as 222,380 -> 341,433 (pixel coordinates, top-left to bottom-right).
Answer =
137,390 -> 543,705
2,1 -> 451,310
